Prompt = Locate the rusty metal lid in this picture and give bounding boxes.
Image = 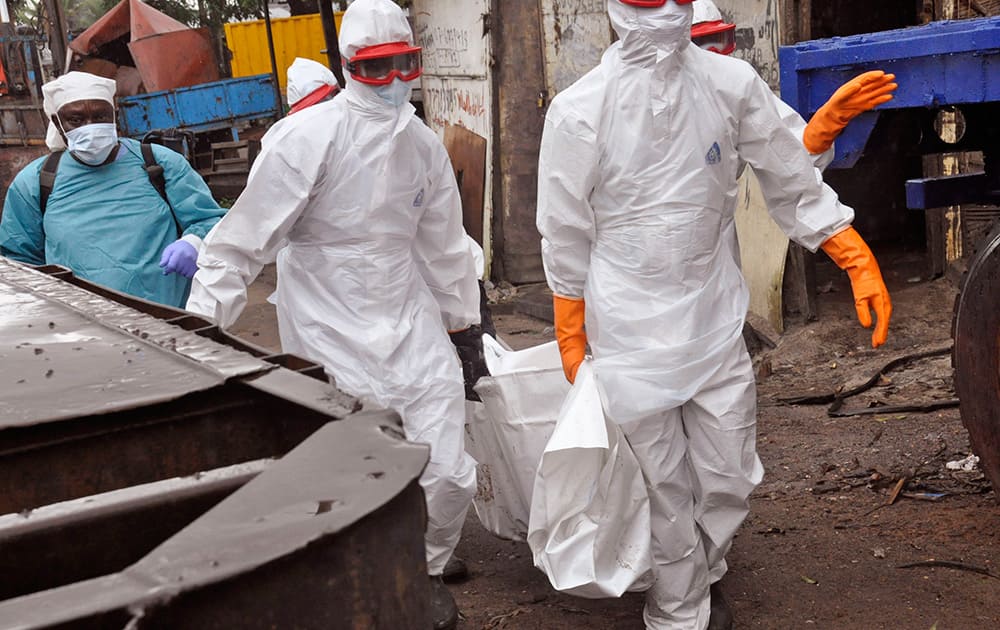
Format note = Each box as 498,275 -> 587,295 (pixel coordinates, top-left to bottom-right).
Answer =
0,259 -> 274,427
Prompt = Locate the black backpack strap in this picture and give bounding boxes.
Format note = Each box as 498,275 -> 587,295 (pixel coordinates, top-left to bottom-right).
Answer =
140,142 -> 182,238
38,151 -> 64,216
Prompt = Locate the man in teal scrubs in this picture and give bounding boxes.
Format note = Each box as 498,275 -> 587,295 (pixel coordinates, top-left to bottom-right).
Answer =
0,71 -> 224,307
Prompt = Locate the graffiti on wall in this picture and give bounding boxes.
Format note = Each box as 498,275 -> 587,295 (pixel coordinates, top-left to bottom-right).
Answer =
417,25 -> 473,70
717,0 -> 782,91
421,78 -> 490,137
412,0 -> 488,76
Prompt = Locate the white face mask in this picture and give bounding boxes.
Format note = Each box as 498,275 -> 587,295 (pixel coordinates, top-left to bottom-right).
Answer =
373,79 -> 412,107
64,122 -> 119,166
635,5 -> 693,53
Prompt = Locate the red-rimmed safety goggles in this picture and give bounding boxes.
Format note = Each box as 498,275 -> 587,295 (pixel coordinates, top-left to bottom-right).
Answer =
619,0 -> 695,7
345,42 -> 422,86
289,83 -> 338,114
692,20 -> 736,55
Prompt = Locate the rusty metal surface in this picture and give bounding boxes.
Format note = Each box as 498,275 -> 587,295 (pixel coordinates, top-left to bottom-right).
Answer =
539,0 -> 610,95
0,381 -> 345,514
128,28 -> 220,93
69,0 -> 187,56
953,221 -> 1000,496
0,412 -> 431,629
69,0 -> 220,93
0,460 -> 268,601
0,259 -> 274,427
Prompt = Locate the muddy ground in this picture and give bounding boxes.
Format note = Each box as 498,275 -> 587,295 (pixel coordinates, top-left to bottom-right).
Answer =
230,247 -> 1000,629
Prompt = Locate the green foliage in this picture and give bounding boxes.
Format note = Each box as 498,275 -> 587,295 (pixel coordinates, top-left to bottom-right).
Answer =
7,0 -> 264,33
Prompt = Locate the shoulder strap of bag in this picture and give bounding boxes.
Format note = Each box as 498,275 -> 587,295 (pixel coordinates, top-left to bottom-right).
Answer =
140,142 -> 182,238
38,150 -> 64,216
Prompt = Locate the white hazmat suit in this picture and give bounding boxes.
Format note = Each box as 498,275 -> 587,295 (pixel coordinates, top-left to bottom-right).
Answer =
187,0 -> 479,577
536,2 -> 854,628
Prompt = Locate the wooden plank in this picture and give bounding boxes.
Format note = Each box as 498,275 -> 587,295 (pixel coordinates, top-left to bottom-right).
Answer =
443,124 -> 488,245
783,243 -> 818,323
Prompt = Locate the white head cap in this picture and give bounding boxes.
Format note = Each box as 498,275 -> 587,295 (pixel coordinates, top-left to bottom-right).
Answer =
286,58 -> 337,106
338,0 -> 415,60
693,0 -> 723,25
42,71 -> 117,150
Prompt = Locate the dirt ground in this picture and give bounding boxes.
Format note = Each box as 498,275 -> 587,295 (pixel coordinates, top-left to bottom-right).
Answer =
230,247 -> 1000,629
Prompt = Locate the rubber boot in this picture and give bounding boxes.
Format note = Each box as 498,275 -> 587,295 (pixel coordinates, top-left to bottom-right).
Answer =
429,575 -> 459,630
442,555 -> 469,583
708,582 -> 734,630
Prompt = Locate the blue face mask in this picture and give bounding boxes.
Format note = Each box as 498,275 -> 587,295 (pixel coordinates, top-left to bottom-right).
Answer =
374,79 -> 412,107
64,122 -> 119,166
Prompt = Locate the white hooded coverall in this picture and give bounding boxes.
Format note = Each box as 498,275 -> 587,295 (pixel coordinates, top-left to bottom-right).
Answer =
186,0 -> 479,576
536,2 -> 853,628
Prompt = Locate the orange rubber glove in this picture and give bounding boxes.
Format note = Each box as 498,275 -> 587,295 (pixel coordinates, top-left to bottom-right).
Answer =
803,71 -> 897,155
553,295 -> 587,383
821,227 -> 892,348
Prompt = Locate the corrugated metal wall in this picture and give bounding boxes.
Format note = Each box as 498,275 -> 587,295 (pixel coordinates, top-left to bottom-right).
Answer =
224,13 -> 343,93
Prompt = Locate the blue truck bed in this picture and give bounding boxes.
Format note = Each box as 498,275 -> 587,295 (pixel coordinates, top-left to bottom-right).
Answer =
117,74 -> 280,139
779,17 -> 1000,169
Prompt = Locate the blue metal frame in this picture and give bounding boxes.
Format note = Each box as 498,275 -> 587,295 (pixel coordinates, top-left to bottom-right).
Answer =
117,74 -> 280,139
779,17 -> 1000,169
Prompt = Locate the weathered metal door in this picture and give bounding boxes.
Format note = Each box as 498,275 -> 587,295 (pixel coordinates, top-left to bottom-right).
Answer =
412,0 -> 494,270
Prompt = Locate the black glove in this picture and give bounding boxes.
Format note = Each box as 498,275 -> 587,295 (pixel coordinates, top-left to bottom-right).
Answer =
449,325 -> 490,401
478,280 -> 497,339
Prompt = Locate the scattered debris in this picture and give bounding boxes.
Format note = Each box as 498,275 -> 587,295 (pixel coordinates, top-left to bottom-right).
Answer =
485,607 -> 530,628
801,575 -> 818,585
887,477 -> 907,505
897,560 -> 999,579
899,491 -> 947,502
946,454 -> 980,472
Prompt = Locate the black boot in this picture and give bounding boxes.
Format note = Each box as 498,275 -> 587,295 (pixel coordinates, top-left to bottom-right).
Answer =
429,575 -> 459,630
708,582 -> 734,630
442,555 -> 469,583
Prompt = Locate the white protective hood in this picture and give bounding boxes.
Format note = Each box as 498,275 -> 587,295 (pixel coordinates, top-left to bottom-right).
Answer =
692,0 -> 724,25
608,0 -> 693,64
286,57 -> 336,106
338,0 -> 416,116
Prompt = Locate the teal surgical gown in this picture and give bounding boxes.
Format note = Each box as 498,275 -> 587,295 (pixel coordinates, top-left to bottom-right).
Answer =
0,138 -> 225,308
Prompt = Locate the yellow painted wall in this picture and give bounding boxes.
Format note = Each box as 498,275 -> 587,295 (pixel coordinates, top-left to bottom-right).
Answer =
224,12 -> 343,94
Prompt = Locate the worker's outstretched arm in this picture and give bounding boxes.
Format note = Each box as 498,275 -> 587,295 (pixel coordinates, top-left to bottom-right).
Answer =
803,70 -> 897,156
185,131 -> 321,328
821,227 -> 891,348
737,73 -> 891,347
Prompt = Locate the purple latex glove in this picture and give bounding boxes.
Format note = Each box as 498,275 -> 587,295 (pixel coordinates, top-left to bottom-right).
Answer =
159,240 -> 198,279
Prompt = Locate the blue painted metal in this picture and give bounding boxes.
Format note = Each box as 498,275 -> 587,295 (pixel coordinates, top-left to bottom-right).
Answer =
905,173 -> 992,210
779,17 -> 1000,169
117,74 -> 280,139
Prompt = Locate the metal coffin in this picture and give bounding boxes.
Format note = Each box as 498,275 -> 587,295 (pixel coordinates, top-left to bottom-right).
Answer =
0,258 -> 431,628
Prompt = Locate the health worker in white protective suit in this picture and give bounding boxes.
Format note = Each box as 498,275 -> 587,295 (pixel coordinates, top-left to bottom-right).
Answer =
284,57 -> 340,114
692,0 -> 897,172
537,1 -> 892,629
185,1 -> 479,627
